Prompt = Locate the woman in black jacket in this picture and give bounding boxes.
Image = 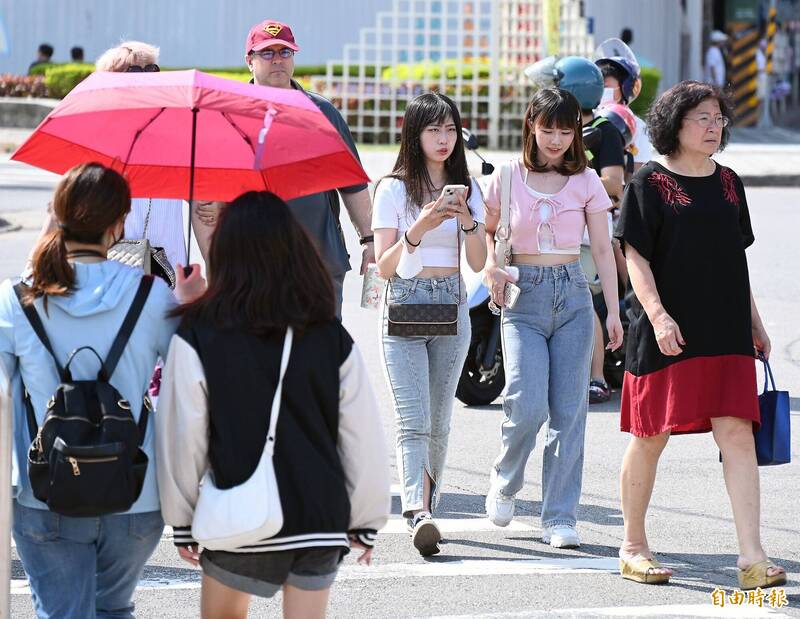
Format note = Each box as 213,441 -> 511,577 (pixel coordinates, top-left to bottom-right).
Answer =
157,191 -> 390,619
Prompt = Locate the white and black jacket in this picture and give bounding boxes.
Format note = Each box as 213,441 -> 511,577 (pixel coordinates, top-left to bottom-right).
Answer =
156,319 -> 391,553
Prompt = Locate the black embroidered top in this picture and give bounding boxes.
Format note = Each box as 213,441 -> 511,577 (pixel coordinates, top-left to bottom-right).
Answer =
615,160 -> 755,377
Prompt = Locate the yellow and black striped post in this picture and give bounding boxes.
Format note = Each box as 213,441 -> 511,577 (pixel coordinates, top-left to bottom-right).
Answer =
765,5 -> 777,74
729,27 -> 759,127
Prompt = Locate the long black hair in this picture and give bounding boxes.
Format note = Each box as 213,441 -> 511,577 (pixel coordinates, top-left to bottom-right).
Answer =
387,92 -> 472,210
172,191 -> 335,335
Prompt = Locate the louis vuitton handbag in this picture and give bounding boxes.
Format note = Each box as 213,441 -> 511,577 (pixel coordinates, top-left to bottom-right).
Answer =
386,229 -> 460,336
108,199 -> 176,288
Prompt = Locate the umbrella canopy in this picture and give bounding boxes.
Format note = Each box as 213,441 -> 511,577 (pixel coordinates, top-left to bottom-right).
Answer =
11,70 -> 369,202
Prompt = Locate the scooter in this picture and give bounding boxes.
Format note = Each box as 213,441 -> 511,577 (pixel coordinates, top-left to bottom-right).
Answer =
456,130 -> 505,406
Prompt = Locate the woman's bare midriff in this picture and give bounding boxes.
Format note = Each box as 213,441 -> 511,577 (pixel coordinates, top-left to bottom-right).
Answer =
415,266 -> 459,279
511,253 -> 579,266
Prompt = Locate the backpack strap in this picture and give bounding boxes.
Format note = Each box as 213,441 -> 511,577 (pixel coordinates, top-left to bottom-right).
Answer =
12,283 -> 67,381
103,275 -> 154,378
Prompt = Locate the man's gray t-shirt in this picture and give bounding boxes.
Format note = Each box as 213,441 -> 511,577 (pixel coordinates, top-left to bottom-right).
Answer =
288,82 -> 368,277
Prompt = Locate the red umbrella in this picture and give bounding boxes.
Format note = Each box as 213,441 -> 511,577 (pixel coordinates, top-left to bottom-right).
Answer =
12,69 -> 369,262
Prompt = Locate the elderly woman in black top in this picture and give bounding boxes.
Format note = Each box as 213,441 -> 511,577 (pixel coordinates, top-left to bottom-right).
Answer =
614,81 -> 786,589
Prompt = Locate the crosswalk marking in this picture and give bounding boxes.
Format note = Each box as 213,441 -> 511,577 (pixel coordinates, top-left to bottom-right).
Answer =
380,517 -> 536,534
9,557 -> 619,595
431,604 -> 790,618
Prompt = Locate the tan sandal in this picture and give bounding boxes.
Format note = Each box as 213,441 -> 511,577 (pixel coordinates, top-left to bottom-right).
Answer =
619,556 -> 672,584
738,560 -> 787,590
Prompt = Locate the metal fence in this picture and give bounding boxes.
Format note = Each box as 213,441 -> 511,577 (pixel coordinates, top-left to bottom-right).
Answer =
1,366 -> 11,618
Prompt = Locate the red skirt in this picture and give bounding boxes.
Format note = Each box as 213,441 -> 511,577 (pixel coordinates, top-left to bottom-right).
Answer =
620,354 -> 760,437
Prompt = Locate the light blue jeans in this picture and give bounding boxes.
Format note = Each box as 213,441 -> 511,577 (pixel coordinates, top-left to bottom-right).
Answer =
492,261 -> 594,528
380,273 -> 470,517
12,501 -> 163,619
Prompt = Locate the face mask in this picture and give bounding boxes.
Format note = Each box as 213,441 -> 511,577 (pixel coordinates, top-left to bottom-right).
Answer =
600,87 -> 616,105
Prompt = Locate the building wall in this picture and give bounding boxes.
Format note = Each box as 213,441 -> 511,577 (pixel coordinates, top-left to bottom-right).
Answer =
0,0 -> 392,74
583,0 -> 704,91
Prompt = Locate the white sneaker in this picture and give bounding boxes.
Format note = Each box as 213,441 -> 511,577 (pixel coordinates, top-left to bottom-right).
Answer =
541,524 -> 580,548
485,488 -> 515,527
410,512 -> 441,556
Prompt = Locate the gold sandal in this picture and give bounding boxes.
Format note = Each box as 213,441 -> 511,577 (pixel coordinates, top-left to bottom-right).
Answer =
738,560 -> 787,591
619,556 -> 672,584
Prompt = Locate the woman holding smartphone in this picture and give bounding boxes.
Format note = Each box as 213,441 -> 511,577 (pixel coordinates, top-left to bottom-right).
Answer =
483,88 -> 623,549
373,93 -> 486,556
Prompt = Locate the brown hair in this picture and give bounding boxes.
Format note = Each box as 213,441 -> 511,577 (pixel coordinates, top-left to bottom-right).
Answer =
172,191 -> 335,335
26,162 -> 131,308
522,87 -> 588,176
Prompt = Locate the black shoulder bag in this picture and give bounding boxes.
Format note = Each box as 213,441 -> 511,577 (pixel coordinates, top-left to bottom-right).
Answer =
13,276 -> 154,517
386,229 -> 460,336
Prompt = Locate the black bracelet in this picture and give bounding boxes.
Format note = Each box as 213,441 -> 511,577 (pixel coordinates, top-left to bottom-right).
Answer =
359,234 -> 374,245
404,231 -> 421,247
460,220 -> 479,233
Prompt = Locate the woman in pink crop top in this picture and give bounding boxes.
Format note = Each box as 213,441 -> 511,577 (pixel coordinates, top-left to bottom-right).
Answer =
482,88 -> 623,549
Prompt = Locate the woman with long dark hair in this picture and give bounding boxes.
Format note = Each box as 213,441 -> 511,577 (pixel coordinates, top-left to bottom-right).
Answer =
0,162 -> 201,618
373,92 -> 486,556
482,88 -> 623,549
157,191 -> 390,619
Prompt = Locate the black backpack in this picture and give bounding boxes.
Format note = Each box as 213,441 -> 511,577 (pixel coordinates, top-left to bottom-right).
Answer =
13,276 -> 154,517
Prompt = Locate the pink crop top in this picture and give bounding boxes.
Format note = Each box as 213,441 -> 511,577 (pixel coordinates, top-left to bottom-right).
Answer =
484,160 -> 612,255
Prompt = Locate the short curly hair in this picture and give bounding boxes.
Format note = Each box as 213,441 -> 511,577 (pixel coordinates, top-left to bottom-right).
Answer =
646,81 -> 732,156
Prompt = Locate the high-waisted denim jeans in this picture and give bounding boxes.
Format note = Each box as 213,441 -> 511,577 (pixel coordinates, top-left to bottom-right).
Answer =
492,260 -> 594,528
380,272 -> 470,517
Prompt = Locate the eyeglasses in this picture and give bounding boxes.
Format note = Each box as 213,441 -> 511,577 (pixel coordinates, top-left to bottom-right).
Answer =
251,48 -> 294,60
685,115 -> 729,128
126,64 -> 160,73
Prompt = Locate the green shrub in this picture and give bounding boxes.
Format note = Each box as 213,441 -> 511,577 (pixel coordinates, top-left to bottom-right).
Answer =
382,60 -> 490,81
630,66 -> 661,117
43,64 -> 94,98
28,62 -> 55,77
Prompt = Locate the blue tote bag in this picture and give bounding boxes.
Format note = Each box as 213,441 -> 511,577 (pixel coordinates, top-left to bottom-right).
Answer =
755,355 -> 791,466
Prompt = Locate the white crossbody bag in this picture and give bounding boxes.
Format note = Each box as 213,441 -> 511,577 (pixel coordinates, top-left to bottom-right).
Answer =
191,327 -> 293,551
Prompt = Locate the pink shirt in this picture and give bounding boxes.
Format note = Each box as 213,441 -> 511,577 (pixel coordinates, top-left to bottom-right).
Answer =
484,160 -> 612,254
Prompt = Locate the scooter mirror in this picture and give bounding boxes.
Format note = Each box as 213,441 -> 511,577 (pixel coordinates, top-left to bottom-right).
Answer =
462,128 -> 479,150
481,162 -> 495,175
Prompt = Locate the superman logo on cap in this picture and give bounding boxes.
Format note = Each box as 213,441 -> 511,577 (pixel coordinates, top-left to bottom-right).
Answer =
265,24 -> 283,37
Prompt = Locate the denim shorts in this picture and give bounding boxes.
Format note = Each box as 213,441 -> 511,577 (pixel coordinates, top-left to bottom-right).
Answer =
201,547 -> 344,598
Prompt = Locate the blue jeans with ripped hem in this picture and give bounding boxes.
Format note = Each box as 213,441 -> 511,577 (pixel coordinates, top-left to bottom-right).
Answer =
491,261 -> 594,529
380,272 -> 471,518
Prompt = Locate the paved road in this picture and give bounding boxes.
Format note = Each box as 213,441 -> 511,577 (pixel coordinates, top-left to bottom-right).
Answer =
1,162 -> 799,618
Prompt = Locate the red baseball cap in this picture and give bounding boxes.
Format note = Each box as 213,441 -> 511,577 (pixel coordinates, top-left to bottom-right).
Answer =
246,20 -> 299,54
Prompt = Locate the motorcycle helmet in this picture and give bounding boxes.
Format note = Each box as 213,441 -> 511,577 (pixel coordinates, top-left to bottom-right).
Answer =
594,38 -> 641,103
554,56 -> 604,111
524,55 -> 604,112
595,102 -> 637,147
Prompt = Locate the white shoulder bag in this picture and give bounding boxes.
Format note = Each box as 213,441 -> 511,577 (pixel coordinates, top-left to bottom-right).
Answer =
191,327 -> 293,551
482,163 -> 512,286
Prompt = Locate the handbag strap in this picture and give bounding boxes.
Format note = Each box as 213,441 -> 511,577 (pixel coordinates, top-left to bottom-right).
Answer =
759,354 -> 777,393
266,327 -> 294,455
142,199 -> 153,239
495,162 -> 512,265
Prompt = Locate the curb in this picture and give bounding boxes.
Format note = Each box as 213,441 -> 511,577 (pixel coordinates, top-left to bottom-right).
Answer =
740,175 -> 800,188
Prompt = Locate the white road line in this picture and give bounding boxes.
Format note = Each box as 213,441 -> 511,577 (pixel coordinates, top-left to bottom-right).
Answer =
380,517 -> 537,534
10,557 -> 619,595
431,604 -> 790,618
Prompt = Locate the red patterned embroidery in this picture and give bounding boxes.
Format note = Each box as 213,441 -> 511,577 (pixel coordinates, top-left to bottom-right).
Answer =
648,171 -> 692,213
720,167 -> 741,206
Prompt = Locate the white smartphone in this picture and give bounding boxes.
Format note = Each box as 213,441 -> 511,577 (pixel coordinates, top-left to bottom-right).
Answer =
440,184 -> 468,208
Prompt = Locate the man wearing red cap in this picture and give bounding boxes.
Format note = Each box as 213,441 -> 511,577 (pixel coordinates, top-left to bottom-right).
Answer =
246,19 -> 374,317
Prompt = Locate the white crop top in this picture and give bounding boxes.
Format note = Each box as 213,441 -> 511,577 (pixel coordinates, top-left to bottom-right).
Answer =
372,177 -> 486,268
